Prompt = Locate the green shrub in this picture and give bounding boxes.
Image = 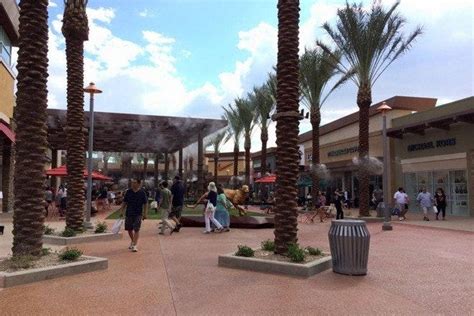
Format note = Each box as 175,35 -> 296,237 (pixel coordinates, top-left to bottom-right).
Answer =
305,246 -> 322,256
58,248 -> 83,261
261,239 -> 275,252
61,227 -> 77,237
41,248 -> 51,256
44,225 -> 55,235
6,255 -> 36,270
235,245 -> 255,257
94,222 -> 108,234
287,243 -> 306,263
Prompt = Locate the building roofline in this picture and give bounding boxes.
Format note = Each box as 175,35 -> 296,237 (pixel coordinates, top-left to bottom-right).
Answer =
298,96 -> 437,143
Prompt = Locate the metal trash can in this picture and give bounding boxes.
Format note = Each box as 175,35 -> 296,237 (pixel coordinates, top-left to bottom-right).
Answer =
328,219 -> 370,275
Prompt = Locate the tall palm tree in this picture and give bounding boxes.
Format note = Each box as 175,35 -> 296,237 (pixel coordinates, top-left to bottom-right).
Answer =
251,84 -> 275,176
300,47 -> 352,202
223,105 -> 243,186
235,97 -> 256,185
207,131 -> 228,183
273,0 -> 300,255
62,0 -> 89,231
12,0 -> 49,257
318,1 -> 422,216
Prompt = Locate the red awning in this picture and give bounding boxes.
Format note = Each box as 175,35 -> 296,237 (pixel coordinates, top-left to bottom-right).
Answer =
255,174 -> 276,183
46,165 -> 112,181
0,121 -> 15,143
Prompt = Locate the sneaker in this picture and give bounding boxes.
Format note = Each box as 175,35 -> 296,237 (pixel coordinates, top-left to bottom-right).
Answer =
399,218 -> 403,221
131,245 -> 138,252
203,231 -> 211,234
128,242 -> 134,250
158,232 -> 164,235
223,228 -> 230,232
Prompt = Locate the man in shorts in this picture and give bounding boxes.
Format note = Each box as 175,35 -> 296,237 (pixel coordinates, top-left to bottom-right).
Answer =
170,176 -> 185,232
120,178 -> 148,252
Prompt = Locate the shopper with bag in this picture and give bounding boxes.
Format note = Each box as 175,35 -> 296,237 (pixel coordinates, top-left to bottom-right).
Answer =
200,182 -> 223,234
434,188 -> 447,220
394,187 -> 409,221
158,181 -> 175,235
416,187 -> 434,221
214,184 -> 231,232
119,178 -> 148,252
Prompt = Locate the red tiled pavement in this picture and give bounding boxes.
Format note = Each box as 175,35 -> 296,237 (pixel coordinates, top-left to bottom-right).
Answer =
0,218 -> 473,315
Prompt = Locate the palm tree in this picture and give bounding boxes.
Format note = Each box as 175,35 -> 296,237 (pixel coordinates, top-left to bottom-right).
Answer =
235,98 -> 256,185
300,47 -> 351,202
62,0 -> 89,231
12,0 -> 49,257
318,1 -> 422,216
273,0 -> 300,255
138,153 -> 153,179
207,131 -> 228,183
223,105 -> 243,186
251,84 -> 275,176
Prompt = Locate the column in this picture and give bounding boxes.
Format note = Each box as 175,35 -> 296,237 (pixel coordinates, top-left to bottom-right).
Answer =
164,152 -> 169,180
197,133 -> 204,195
154,152 -> 159,188
178,148 -> 183,178
2,140 -> 12,213
51,149 -> 58,192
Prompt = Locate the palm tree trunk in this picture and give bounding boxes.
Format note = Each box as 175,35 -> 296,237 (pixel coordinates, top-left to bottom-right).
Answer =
233,143 -> 239,176
103,154 -> 109,175
12,0 -> 49,257
261,127 -> 268,175
214,153 -> 219,183
357,84 -> 372,217
311,110 -> 321,203
244,136 -> 251,185
154,153 -> 159,188
273,0 -> 300,255
143,158 -> 148,180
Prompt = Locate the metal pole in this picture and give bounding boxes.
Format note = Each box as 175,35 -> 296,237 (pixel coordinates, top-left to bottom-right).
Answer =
85,93 -> 94,229
382,112 -> 392,231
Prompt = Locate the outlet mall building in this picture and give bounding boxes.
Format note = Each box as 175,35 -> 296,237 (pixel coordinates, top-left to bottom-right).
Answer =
298,96 -> 473,217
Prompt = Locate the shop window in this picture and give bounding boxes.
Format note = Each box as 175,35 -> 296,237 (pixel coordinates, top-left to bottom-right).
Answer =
0,27 -> 12,66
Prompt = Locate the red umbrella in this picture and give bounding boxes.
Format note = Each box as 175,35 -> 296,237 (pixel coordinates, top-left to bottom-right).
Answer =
46,165 -> 112,181
255,174 -> 276,183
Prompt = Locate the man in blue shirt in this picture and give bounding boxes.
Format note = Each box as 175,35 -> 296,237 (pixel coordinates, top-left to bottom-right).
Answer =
120,178 -> 148,252
170,176 -> 185,232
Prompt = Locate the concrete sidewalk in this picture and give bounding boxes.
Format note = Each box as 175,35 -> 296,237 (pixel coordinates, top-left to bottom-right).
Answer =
1,217 -> 473,315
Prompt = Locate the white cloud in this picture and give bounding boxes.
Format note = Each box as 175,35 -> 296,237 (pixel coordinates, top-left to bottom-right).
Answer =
138,9 -> 155,18
48,1 -> 58,8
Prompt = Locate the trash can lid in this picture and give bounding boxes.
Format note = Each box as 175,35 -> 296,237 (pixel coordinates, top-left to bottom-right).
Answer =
331,219 -> 366,225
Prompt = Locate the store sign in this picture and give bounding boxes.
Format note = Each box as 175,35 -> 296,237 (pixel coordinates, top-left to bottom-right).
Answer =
407,138 -> 456,152
328,146 -> 359,157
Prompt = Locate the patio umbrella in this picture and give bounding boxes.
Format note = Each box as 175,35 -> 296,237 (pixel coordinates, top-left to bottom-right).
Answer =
46,165 -> 112,181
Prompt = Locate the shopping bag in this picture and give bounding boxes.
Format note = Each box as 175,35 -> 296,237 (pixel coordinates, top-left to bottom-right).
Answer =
433,206 -> 439,214
150,201 -> 158,209
112,218 -> 124,234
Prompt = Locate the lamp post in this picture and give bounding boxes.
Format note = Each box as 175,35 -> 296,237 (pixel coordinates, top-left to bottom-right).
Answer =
84,82 -> 102,229
378,102 -> 393,231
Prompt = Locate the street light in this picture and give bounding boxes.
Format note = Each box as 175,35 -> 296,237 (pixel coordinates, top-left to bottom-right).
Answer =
378,102 -> 393,231
84,82 -> 102,229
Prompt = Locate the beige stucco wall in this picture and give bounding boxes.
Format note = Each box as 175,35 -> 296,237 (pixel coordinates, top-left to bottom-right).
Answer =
207,157 -> 245,176
0,61 -> 15,120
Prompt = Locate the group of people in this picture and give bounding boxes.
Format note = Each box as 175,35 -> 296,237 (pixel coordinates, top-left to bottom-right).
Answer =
393,187 -> 447,221
44,184 -> 67,217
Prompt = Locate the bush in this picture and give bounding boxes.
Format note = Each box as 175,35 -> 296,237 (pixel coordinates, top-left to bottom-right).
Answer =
41,248 -> 51,256
261,239 -> 275,252
305,246 -> 322,256
287,243 -> 306,263
94,222 -> 108,234
44,225 -> 55,235
58,248 -> 83,261
6,255 -> 36,270
235,245 -> 255,257
61,227 -> 77,237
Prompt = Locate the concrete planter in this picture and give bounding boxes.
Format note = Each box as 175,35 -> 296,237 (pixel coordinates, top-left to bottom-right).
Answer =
218,253 -> 332,278
43,232 -> 122,245
0,256 -> 108,288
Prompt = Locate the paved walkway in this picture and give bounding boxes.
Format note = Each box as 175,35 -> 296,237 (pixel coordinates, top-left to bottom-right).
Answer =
1,214 -> 473,315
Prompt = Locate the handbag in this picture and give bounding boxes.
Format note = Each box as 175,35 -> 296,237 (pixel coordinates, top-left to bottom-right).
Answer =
433,206 -> 439,214
112,218 -> 124,234
150,201 -> 158,209
205,201 -> 215,214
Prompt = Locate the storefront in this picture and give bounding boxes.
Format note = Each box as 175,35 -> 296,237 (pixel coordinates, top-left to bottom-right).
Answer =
298,96 -> 437,204
388,97 -> 474,216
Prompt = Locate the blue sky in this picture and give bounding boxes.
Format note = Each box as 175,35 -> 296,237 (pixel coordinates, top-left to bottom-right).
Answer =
39,0 -> 473,152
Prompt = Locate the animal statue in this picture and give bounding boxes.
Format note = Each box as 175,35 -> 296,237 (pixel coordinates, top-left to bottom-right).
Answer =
224,185 -> 249,216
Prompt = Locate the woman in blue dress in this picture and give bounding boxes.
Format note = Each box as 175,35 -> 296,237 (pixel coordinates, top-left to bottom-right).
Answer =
214,184 -> 231,232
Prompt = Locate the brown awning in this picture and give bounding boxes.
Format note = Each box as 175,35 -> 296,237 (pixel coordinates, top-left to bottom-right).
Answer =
0,120 -> 15,143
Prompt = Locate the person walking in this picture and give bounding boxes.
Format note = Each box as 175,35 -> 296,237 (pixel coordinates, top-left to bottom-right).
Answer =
215,184 -> 231,232
334,188 -> 344,219
158,181 -> 175,235
394,187 -> 408,221
120,178 -> 148,252
44,186 -> 53,217
170,176 -> 185,232
203,182 -> 223,233
58,184 -> 67,217
434,188 -> 447,220
416,187 -> 434,221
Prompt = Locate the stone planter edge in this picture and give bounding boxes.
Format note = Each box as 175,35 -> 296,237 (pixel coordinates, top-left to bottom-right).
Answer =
43,232 -> 122,245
